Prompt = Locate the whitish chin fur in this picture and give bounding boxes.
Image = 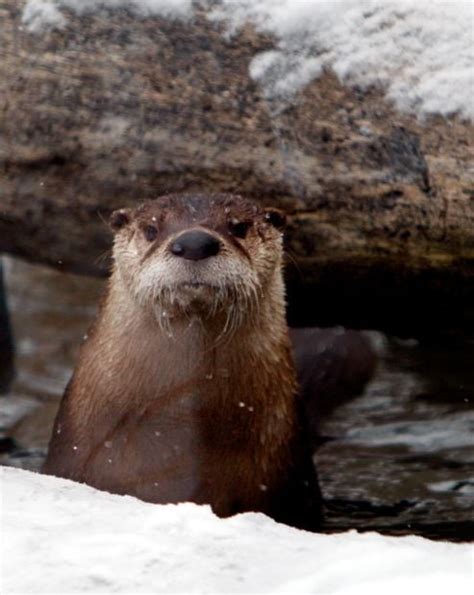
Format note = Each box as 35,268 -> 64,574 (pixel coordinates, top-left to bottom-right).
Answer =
146,281 -> 263,344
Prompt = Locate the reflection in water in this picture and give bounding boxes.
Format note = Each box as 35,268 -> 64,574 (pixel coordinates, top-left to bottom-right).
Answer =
0,260 -> 14,392
1,256 -> 473,540
317,339 -> 474,540
0,256 -> 103,459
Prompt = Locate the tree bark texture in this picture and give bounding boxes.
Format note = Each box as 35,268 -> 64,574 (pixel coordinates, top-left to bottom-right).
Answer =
1,2 -> 473,334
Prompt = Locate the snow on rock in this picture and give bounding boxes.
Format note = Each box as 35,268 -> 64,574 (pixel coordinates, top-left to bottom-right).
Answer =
210,0 -> 474,120
21,0 -> 66,32
21,0 -> 192,32
1,467 -> 472,594
20,0 -> 474,120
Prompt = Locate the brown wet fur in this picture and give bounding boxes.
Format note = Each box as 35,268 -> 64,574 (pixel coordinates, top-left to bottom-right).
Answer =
43,193 -> 323,530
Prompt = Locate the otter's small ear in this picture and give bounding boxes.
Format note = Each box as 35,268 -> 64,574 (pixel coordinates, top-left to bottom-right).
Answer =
110,209 -> 131,231
264,208 -> 286,230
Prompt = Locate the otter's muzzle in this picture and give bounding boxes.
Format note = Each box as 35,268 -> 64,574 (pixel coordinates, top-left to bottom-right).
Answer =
170,230 -> 221,261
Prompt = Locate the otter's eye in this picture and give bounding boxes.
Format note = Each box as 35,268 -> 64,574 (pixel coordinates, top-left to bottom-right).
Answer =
228,219 -> 251,239
264,209 -> 286,230
144,225 -> 158,242
110,209 -> 130,231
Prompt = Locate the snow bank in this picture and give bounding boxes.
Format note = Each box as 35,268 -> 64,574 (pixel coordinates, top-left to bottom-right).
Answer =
1,467 -> 472,594
210,0 -> 474,120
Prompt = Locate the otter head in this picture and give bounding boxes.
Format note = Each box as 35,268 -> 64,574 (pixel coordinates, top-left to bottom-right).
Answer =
109,193 -> 286,331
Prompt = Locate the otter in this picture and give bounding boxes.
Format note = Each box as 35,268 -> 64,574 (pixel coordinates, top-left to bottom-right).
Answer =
43,193 -> 323,530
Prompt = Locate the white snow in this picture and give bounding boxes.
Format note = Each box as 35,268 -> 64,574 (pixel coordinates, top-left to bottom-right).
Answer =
21,1 -> 474,119
21,0 -> 66,32
1,467 -> 472,594
210,0 -> 474,120
21,0 -> 192,31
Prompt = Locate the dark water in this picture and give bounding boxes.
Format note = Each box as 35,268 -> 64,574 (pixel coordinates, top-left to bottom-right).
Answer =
1,256 -> 473,541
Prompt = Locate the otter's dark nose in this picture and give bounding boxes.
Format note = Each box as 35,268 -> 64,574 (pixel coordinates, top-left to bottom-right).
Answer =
170,230 -> 220,261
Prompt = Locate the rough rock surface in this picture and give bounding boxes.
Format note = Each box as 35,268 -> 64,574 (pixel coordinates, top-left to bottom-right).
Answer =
0,2 -> 473,333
